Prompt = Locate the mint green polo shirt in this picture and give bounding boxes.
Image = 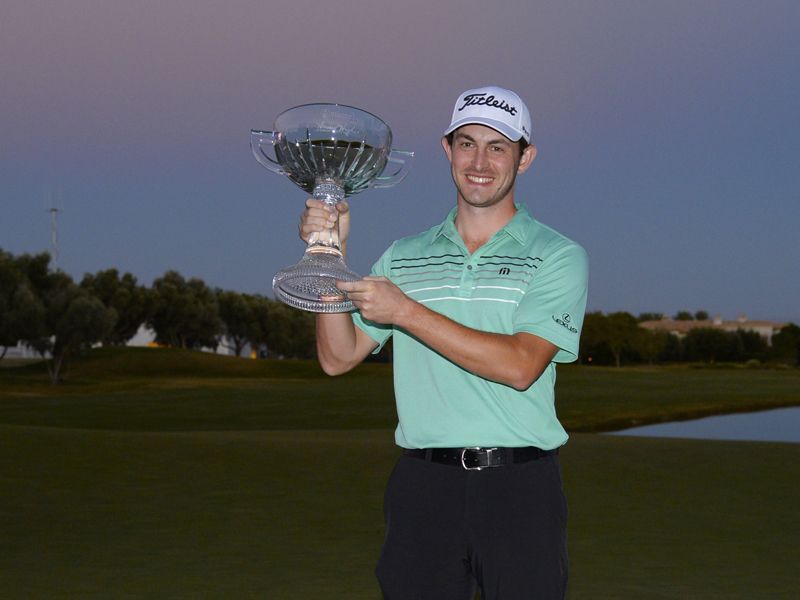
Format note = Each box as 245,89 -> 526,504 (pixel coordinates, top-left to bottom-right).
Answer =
353,204 -> 589,450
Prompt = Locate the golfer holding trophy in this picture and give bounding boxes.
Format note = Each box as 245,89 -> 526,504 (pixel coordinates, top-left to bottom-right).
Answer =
255,86 -> 588,599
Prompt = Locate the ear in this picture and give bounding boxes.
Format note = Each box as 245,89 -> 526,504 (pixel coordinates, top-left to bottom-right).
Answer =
516,144 -> 537,174
441,136 -> 453,162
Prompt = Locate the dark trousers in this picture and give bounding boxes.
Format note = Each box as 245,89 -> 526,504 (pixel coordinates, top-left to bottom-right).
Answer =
376,452 -> 568,600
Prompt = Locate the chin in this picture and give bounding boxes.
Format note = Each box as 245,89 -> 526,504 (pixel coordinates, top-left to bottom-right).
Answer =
464,197 -> 501,209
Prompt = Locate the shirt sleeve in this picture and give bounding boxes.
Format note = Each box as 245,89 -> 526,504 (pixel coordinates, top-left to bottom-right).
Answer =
513,241 -> 589,363
351,243 -> 395,353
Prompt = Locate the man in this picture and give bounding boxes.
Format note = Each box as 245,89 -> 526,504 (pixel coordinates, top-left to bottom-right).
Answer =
300,86 -> 588,600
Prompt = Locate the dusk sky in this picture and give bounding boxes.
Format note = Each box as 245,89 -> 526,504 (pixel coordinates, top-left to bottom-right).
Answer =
2,0 -> 798,322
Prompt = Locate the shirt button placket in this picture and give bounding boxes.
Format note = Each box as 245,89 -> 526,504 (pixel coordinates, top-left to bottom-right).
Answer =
460,259 -> 475,296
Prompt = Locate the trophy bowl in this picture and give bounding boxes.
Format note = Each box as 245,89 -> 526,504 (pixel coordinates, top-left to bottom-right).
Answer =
251,103 -> 413,313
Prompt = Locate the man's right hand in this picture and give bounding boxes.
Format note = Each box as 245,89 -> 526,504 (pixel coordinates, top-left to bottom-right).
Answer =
299,199 -> 351,253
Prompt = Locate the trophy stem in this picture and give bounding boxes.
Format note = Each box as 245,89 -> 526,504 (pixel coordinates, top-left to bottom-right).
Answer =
305,177 -> 346,256
272,175 -> 359,313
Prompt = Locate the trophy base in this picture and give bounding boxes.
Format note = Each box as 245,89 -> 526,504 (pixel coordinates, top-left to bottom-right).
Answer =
273,250 -> 360,313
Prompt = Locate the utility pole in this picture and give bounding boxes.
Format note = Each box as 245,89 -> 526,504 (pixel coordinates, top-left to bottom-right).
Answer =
45,186 -> 63,271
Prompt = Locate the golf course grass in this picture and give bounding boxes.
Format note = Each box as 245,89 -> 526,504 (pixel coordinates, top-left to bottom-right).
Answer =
1,348 -> 798,598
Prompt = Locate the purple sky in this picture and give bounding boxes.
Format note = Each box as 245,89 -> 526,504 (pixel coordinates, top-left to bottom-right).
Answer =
2,0 -> 798,322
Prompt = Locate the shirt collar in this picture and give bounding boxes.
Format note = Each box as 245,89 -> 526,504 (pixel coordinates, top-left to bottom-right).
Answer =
433,203 -> 534,246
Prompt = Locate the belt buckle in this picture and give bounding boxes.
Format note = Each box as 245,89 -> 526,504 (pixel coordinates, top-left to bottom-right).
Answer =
460,447 -> 497,470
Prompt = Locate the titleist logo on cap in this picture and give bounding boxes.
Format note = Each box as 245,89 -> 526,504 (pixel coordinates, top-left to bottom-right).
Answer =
458,93 -> 518,116
444,86 -> 532,143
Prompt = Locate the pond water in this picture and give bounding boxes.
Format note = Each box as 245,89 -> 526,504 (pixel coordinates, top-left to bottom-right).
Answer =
609,406 -> 800,443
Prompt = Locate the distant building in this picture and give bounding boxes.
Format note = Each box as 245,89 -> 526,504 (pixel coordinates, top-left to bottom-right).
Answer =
1,326 -> 264,360
639,315 -> 786,345
127,325 -> 262,358
2,340 -> 41,359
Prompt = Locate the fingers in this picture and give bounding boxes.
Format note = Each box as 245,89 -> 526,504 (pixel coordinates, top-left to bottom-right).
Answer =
335,201 -> 350,245
298,199 -> 352,246
303,199 -> 336,223
336,276 -> 386,292
334,279 -> 360,293
299,199 -> 337,242
334,280 -> 370,306
305,198 -> 349,215
334,277 -> 402,325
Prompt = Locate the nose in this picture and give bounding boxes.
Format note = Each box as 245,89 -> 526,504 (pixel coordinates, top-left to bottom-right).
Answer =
471,147 -> 489,171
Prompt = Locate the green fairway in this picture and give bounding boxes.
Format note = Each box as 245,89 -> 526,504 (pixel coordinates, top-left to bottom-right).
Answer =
1,348 -> 799,598
2,347 -> 799,433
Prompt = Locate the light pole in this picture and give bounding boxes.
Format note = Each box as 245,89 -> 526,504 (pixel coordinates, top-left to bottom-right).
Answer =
45,186 -> 63,271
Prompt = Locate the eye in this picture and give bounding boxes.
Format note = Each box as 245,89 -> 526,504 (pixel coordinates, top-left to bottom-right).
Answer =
491,145 -> 505,152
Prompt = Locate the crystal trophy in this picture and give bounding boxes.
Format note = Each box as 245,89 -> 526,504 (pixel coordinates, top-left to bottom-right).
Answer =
251,103 -> 413,312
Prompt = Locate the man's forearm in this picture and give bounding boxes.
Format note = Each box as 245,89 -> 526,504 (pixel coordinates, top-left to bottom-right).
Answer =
315,312 -> 373,375
395,300 -> 557,391
336,276 -> 558,389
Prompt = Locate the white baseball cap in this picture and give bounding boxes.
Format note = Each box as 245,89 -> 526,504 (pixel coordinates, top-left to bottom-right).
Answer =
443,86 -> 532,143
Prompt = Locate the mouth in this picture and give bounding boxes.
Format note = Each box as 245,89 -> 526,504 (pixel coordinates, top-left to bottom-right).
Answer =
465,174 -> 494,185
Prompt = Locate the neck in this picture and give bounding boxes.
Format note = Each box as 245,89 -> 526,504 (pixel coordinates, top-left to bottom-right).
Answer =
455,200 -> 517,254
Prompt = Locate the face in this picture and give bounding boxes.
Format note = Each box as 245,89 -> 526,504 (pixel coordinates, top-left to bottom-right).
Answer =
442,124 -> 536,209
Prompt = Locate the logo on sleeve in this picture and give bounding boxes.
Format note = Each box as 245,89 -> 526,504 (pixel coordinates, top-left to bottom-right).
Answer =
552,313 -> 578,334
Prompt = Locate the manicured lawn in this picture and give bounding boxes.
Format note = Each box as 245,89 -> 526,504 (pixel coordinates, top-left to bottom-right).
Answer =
556,363 -> 800,431
2,348 -> 799,433
1,348 -> 798,598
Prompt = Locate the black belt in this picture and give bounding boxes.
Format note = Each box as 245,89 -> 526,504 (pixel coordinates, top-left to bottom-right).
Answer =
403,446 -> 556,470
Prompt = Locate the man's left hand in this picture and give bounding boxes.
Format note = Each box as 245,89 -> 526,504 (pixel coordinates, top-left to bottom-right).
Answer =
336,277 -> 410,325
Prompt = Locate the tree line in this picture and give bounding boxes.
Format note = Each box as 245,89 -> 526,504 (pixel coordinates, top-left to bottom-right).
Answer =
3,249 -> 798,383
1,249 -> 315,383
581,311 -> 800,367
